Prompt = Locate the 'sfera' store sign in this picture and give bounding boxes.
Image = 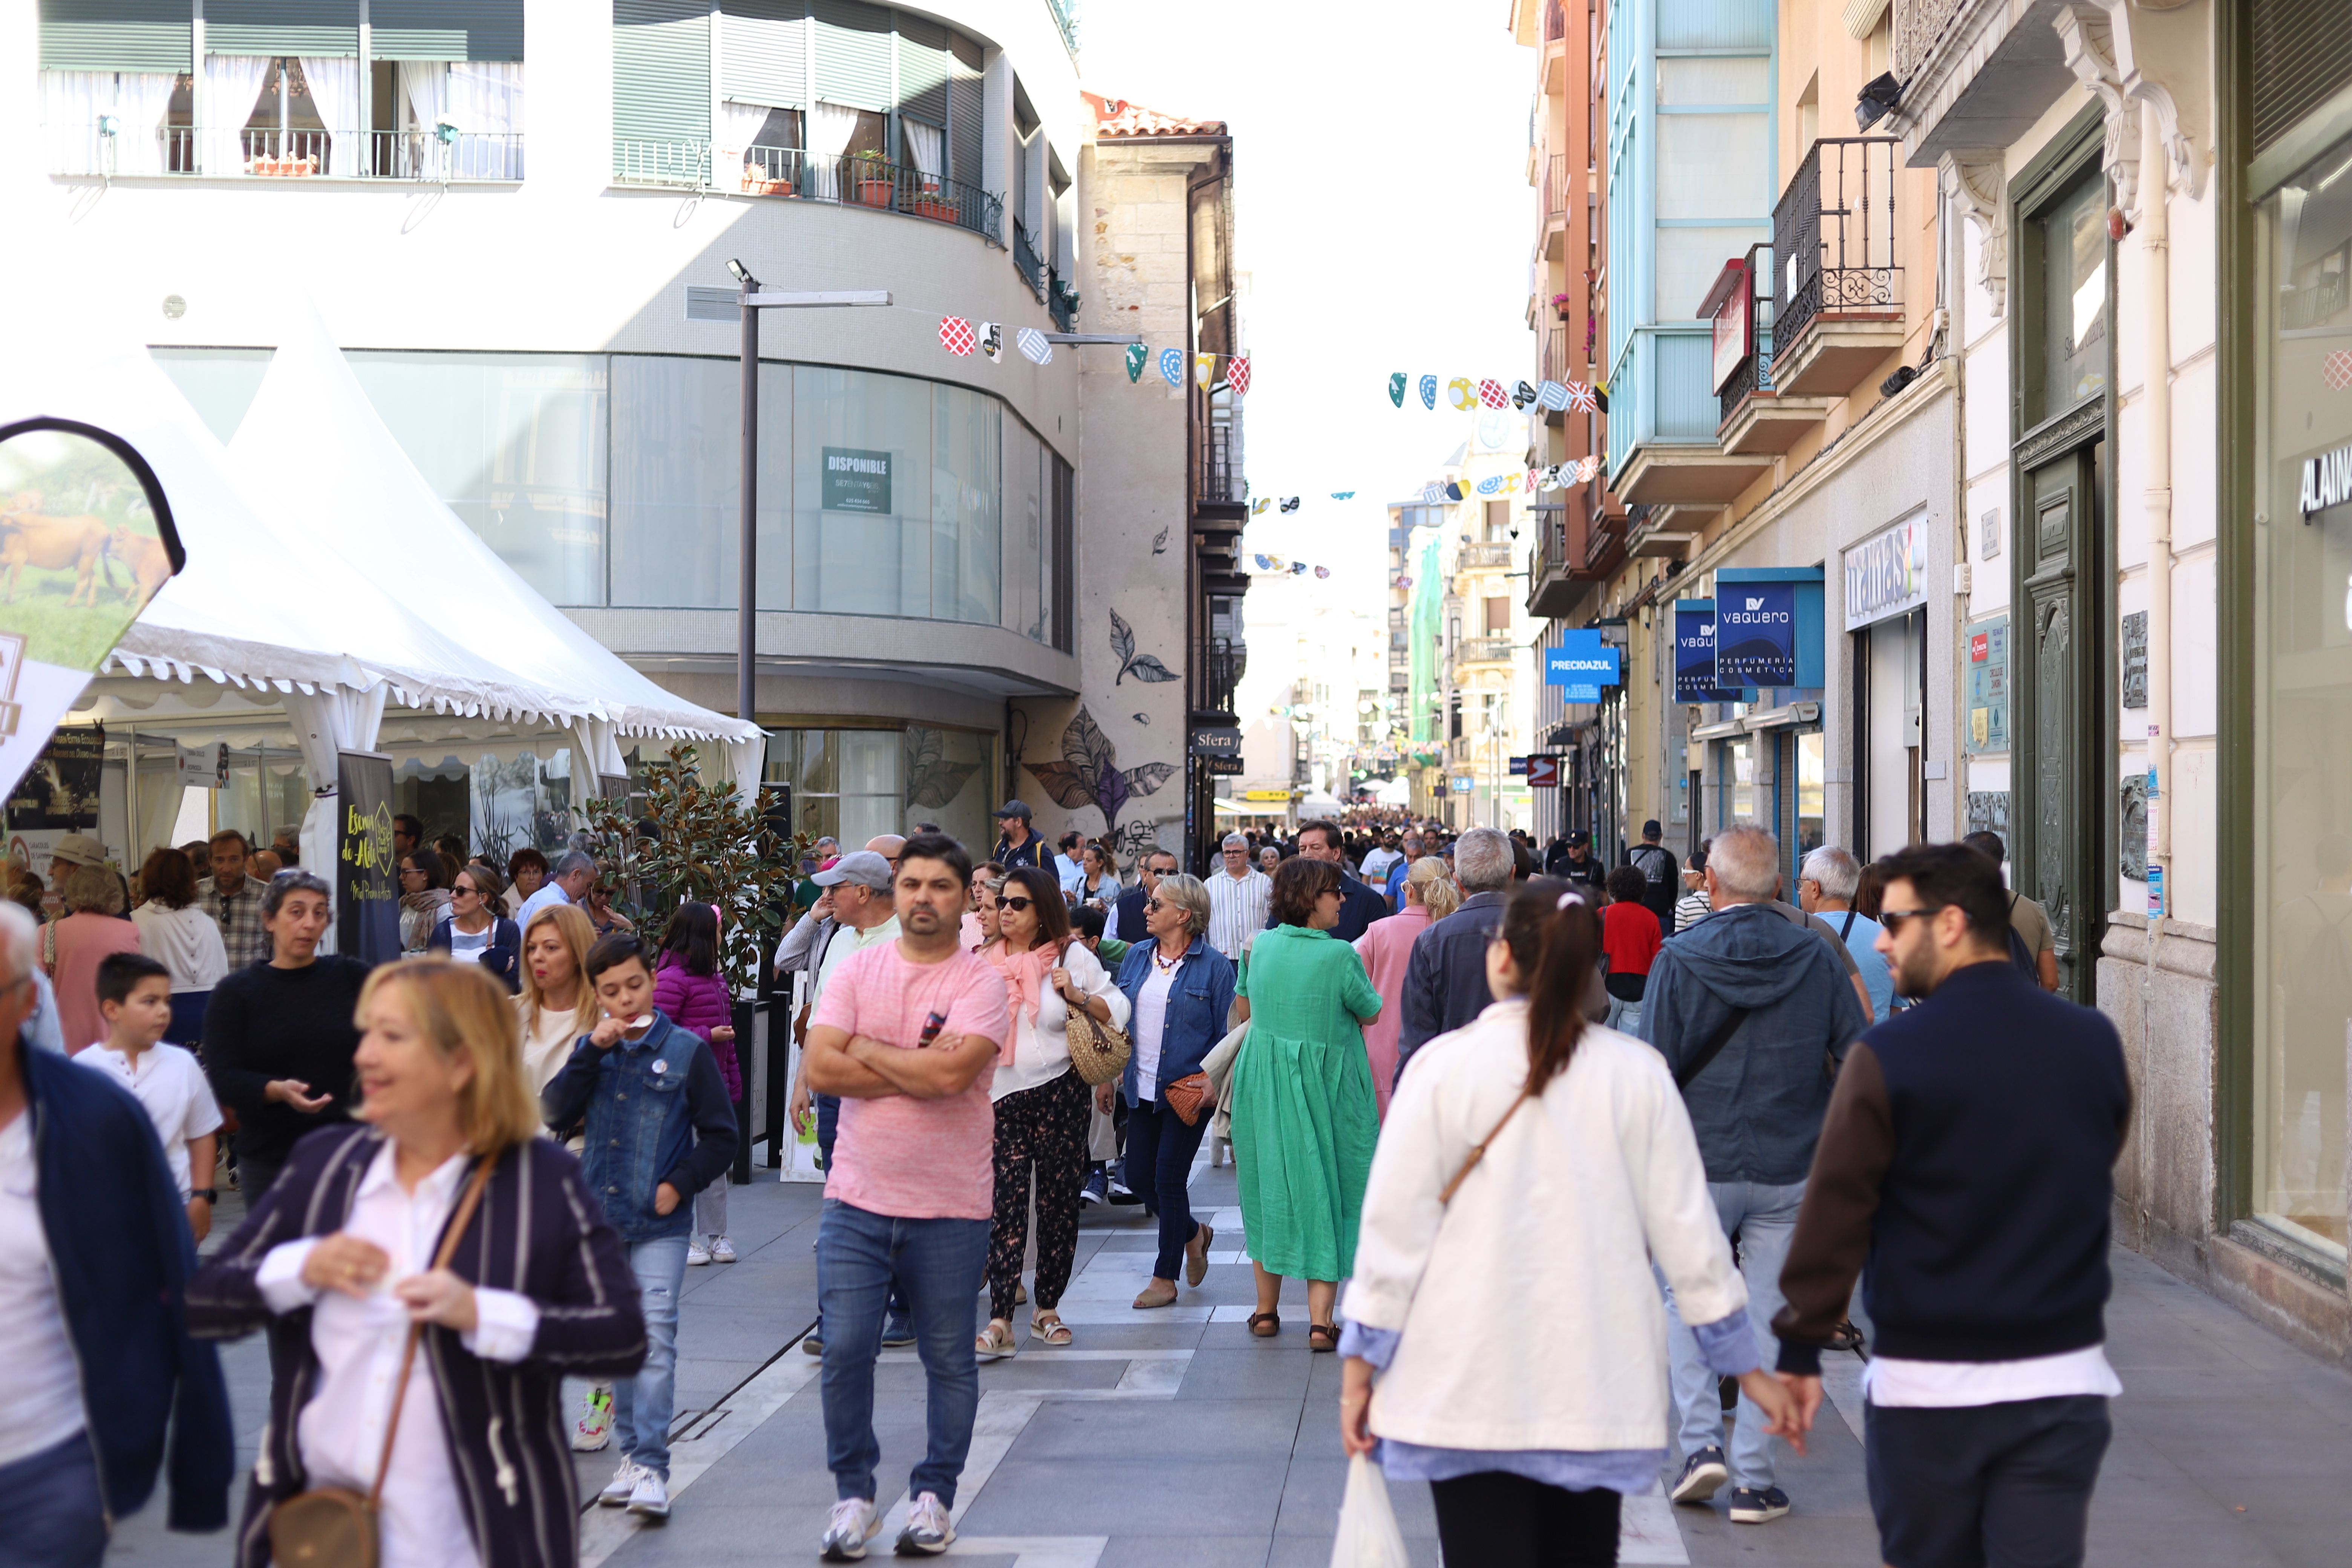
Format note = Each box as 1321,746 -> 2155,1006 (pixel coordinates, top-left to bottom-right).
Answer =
2300,441 -> 2352,518
1844,511 -> 1929,631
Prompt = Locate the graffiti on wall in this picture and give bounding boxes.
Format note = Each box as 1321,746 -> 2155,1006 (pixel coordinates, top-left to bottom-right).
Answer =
1023,704 -> 1174,832
1109,609 -> 1179,686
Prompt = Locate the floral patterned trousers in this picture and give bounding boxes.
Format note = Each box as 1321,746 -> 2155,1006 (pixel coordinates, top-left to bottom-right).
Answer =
986,1067 -> 1091,1322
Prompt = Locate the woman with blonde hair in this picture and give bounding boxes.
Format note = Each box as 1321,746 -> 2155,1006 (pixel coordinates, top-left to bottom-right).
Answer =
1351,857 -> 1455,1119
47,856 -> 143,1053
189,959 -> 647,1568
516,903 -> 601,1094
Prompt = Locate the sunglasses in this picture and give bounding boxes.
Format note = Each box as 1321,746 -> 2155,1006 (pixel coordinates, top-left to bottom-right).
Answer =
998,896 -> 1036,913
1146,898 -> 1167,913
1877,906 -> 1943,935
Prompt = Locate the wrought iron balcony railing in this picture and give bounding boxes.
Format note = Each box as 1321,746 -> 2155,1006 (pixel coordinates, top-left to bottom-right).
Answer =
1773,137 -> 1902,355
1047,267 -> 1078,332
733,146 -> 1001,243
47,122 -> 525,181
1206,637 -> 1247,712
1012,220 -> 1046,300
1459,542 -> 1514,569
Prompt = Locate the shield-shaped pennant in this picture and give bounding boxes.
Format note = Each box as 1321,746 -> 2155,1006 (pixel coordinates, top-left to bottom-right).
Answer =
1513,380 -> 1538,410
978,323 -> 1004,363
1314,565 -> 1331,579
939,317 -> 975,356
1446,377 -> 1475,411
1477,378 -> 1509,410
1388,373 -> 1406,407
1158,347 -> 1184,387
1194,353 -> 1217,388
1228,355 -> 1252,397
1279,496 -> 1301,513
1537,380 -> 1571,411
1017,327 -> 1053,365
1125,343 -> 1148,382
1418,375 -> 1438,410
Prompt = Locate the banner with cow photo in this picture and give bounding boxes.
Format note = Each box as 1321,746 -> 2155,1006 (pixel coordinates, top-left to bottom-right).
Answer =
0,419 -> 184,801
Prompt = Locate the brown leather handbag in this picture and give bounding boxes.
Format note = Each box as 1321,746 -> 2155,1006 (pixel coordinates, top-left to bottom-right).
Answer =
268,1149 -> 499,1568
1162,1072 -> 1212,1126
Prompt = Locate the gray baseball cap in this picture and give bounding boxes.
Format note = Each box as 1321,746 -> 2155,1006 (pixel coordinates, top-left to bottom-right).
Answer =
812,850 -> 893,890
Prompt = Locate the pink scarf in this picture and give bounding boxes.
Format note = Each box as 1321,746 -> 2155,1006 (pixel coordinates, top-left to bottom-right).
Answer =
983,940 -> 1061,1063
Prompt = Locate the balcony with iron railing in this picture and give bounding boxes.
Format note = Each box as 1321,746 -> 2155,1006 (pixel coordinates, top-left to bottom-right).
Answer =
1012,220 -> 1046,300
1770,138 -> 1905,398
1713,242 -> 1832,455
1047,268 -> 1078,332
1200,421 -> 1242,506
1453,635 -> 1516,667
614,143 -> 1003,245
1204,637 -> 1247,716
1459,542 -> 1514,570
1890,0 -> 2079,163
48,122 -> 525,181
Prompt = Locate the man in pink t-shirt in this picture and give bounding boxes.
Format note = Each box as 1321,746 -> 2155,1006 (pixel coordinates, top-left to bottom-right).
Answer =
804,834 -> 1009,1560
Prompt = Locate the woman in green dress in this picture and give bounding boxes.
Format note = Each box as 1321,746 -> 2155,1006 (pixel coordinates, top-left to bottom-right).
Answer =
1230,854 -> 1383,1350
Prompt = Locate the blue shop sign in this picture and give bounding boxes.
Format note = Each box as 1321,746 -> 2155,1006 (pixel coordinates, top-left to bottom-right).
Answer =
1673,600 -> 1730,702
1544,629 -> 1621,701
1715,582 -> 1797,687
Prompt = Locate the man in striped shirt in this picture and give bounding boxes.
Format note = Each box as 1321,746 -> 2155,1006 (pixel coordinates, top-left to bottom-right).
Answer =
1205,832 -> 1271,960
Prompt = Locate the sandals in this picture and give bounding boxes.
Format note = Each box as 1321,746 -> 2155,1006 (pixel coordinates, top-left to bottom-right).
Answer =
1185,1223 -> 1215,1288
1247,1311 -> 1281,1338
1132,1280 -> 1179,1310
974,1321 -> 1017,1360
1307,1322 -> 1339,1353
1029,1314 -> 1072,1346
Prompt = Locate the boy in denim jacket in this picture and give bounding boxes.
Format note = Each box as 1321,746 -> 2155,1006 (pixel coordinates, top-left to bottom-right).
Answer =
544,934 -> 739,1519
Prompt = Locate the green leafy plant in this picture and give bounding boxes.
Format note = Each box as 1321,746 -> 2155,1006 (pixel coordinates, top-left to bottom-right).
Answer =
579,743 -> 805,994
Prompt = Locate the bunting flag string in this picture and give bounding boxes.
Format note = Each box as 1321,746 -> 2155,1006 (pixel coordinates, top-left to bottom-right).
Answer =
1383,371 -> 1605,414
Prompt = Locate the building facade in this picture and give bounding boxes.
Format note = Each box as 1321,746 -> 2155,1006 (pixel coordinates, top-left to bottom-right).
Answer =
13,0 -> 1227,867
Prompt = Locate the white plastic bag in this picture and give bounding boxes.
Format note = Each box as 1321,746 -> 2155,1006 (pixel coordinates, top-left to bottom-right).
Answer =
1330,1452 -> 1411,1568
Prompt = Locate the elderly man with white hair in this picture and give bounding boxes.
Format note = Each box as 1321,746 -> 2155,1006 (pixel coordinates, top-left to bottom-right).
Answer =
1799,844 -> 1896,1021
1638,823 -> 1868,1528
1205,832 -> 1272,959
1392,826 -> 1517,1084
0,902 -> 234,1559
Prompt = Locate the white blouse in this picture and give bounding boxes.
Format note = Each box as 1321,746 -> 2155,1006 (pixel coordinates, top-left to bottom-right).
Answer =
990,942 -> 1131,1102
130,901 -> 230,992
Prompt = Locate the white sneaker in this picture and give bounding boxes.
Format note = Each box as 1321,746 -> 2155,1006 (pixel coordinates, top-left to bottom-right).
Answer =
598,1460 -> 644,1506
626,1470 -> 671,1518
895,1492 -> 955,1556
708,1235 -> 737,1263
571,1384 -> 614,1451
819,1497 -> 880,1560
686,1238 -> 712,1266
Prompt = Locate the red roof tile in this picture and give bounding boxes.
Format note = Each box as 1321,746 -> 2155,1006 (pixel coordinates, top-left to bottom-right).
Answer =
1084,91 -> 1227,139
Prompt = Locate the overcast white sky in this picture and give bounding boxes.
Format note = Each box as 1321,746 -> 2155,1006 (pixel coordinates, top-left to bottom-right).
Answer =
1079,0 -> 1537,621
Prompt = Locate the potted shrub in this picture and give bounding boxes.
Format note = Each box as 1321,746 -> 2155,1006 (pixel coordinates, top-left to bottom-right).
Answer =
850,149 -> 893,207
1551,291 -> 1573,322
911,182 -> 957,221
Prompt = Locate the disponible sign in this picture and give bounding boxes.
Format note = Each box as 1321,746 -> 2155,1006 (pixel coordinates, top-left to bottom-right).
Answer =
821,447 -> 893,514
1672,600 -> 1728,701
1543,629 -> 1621,701
1715,584 -> 1796,686
1844,512 -> 1929,630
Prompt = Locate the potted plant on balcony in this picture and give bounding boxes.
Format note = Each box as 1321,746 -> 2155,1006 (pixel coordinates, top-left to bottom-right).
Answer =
910,181 -> 957,222
1550,291 -> 1573,322
850,148 -> 894,207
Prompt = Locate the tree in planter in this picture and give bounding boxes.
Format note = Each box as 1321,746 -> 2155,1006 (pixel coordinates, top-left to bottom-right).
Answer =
578,743 -> 805,995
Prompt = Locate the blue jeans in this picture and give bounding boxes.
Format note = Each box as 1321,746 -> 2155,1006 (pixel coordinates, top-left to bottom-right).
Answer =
613,1234 -> 689,1478
0,1434 -> 106,1568
812,1097 -> 905,1340
1124,1097 -> 1208,1280
1660,1179 -> 1804,1491
817,1199 -> 988,1507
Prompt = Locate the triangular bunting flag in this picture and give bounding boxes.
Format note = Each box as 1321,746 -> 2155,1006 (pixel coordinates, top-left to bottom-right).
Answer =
1017,327 -> 1052,365
1125,343 -> 1148,382
1418,374 -> 1438,410
1388,373 -> 1406,407
1228,355 -> 1251,397
1158,347 -> 1184,387
939,317 -> 975,356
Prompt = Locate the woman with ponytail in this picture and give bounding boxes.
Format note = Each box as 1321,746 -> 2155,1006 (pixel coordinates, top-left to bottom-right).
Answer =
1336,887 -> 1801,1568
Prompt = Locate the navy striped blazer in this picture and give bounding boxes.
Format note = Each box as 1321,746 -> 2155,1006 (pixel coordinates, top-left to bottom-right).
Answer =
188,1123 -> 646,1568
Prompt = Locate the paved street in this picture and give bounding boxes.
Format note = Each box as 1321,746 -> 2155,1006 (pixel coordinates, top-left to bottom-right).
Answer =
115,1159 -> 2352,1568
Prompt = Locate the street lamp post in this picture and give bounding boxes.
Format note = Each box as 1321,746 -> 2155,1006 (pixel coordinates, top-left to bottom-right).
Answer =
727,259 -> 893,725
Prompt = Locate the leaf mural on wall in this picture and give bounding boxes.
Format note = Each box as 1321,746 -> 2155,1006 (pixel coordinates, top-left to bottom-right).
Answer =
903,726 -> 980,809
1110,608 -> 1182,684
1152,525 -> 1170,554
1021,704 -> 1175,831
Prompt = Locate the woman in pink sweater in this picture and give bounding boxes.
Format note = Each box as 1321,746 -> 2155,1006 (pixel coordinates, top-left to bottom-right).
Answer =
653,903 -> 740,1264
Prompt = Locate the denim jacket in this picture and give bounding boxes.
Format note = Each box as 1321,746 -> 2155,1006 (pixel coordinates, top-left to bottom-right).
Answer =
541,1011 -> 739,1240
1113,937 -> 1237,1107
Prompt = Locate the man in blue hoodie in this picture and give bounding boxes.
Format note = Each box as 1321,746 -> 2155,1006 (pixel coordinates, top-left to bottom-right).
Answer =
1640,823 -> 1868,1527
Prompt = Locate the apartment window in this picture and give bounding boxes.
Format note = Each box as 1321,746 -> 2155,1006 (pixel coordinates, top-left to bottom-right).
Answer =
2035,166 -> 2110,420
1484,596 -> 1511,635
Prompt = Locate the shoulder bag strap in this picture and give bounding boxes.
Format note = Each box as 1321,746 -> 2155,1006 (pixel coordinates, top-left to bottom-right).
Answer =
1839,909 -> 1857,940
368,1147 -> 499,1510
1439,1090 -> 1535,1205
1673,1006 -> 1752,1092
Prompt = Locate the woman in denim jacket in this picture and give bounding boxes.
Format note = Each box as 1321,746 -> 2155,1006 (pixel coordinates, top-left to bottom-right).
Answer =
1110,874 -> 1235,1311
541,934 -> 738,1522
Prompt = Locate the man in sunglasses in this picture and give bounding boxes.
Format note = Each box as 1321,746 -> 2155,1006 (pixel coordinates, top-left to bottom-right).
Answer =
1771,842 -> 2128,1568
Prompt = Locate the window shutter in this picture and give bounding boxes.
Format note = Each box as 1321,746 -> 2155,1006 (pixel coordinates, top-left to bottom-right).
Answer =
204,0 -> 359,57
720,0 -> 806,109
371,0 -> 525,63
38,0 -> 192,71
812,0 -> 889,113
614,0 -> 711,145
894,11 -> 947,124
2252,0 -> 2352,152
948,32 -> 982,187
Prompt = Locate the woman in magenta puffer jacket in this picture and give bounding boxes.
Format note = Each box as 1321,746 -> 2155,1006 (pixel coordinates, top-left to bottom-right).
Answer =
653,903 -> 741,1264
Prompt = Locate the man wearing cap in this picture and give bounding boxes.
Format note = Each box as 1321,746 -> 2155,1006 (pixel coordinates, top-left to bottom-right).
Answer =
991,801 -> 1043,872
194,830 -> 270,971
1558,830 -> 1608,895
1626,819 -> 1682,934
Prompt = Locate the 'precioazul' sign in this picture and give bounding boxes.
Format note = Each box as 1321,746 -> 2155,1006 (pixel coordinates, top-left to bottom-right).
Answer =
1844,511 -> 1929,631
1717,584 -> 1796,687
1543,629 -> 1621,701
2301,441 -> 2352,519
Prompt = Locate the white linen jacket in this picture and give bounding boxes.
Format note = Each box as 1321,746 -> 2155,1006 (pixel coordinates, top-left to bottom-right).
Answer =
991,940 -> 1132,1101
1342,998 -> 1746,1453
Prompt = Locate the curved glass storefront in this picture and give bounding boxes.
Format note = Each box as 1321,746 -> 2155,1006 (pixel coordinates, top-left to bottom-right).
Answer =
156,347 -> 1069,647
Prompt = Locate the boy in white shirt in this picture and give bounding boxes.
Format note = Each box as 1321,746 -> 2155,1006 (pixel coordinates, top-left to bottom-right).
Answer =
75,952 -> 224,1242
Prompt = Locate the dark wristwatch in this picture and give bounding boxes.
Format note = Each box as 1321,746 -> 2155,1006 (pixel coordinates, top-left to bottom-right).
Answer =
189,1188 -> 217,1203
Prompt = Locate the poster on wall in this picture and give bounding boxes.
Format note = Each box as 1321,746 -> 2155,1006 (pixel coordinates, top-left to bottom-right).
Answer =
1715,583 -> 1797,687
820,447 -> 893,514
1673,600 -> 1729,702
3,724 -> 104,888
335,751 -> 401,965
1965,613 -> 2011,754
